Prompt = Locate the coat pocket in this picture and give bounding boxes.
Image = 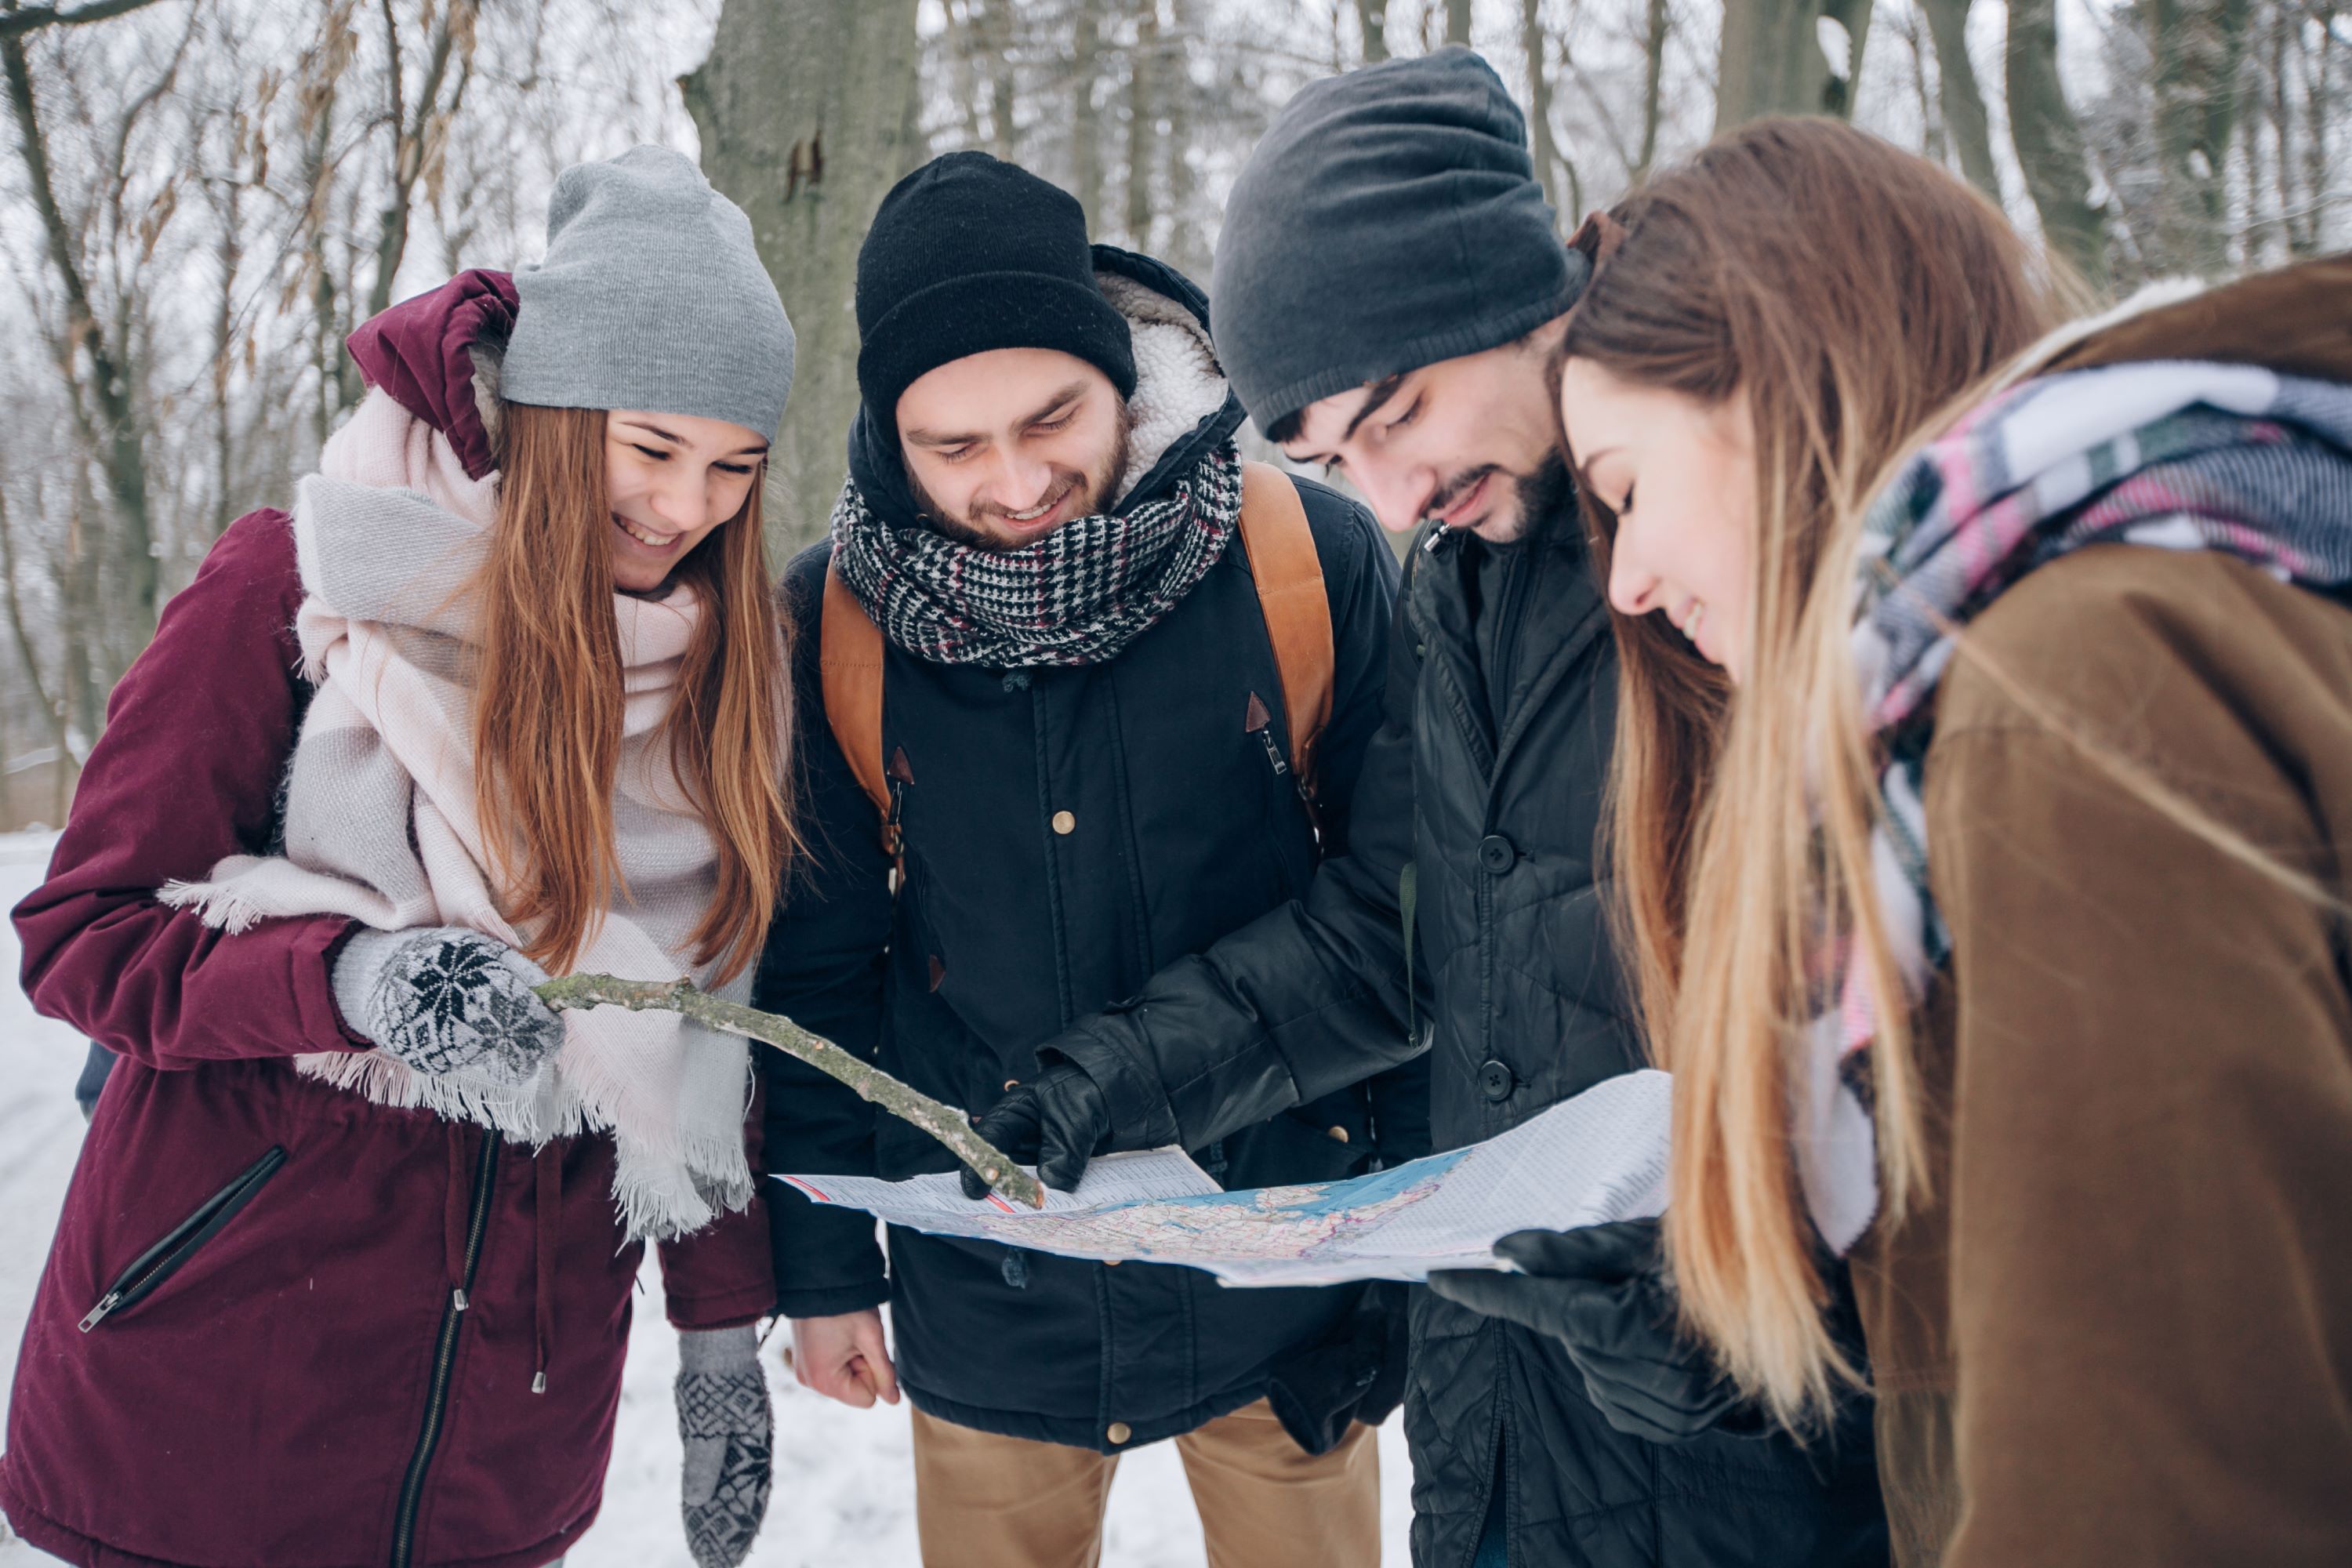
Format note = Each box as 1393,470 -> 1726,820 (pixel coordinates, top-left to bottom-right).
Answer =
78,1144 -> 288,1331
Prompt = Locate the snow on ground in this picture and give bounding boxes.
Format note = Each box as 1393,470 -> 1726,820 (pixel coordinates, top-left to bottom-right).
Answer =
0,833 -> 1414,1565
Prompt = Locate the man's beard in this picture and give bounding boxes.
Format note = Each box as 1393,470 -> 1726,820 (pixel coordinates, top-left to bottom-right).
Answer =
1428,450 -> 1571,544
908,410 -> 1135,552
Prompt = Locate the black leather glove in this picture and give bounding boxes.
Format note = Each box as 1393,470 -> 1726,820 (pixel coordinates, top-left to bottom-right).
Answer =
960,1061 -> 1112,1199
1426,1218 -> 1752,1444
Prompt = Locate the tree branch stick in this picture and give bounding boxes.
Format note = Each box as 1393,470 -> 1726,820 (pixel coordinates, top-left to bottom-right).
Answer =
536,973 -> 1044,1210
0,0 -> 172,42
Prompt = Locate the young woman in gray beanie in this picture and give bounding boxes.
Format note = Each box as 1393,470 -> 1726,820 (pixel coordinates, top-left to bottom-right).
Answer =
1,146 -> 796,1568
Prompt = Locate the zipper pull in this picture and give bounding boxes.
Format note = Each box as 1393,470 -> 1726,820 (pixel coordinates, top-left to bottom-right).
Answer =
453,1288 -> 470,1312
78,1290 -> 124,1333
1243,692 -> 1290,779
1422,521 -> 1453,554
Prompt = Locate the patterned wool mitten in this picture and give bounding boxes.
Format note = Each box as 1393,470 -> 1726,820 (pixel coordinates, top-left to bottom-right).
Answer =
332,927 -> 564,1080
677,1325 -> 774,1568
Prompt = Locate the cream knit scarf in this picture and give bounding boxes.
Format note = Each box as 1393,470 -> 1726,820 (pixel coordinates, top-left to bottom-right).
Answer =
162,389 -> 754,1240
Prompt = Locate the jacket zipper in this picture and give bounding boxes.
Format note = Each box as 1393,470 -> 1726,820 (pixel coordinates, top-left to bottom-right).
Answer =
78,1144 -> 288,1331
389,1130 -> 500,1568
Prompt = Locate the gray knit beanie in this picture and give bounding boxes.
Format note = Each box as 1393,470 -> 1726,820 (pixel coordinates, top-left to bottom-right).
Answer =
1210,47 -> 1586,434
503,145 -> 794,440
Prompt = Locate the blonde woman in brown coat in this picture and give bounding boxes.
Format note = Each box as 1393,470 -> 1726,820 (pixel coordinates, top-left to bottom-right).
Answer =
1547,119 -> 2352,1566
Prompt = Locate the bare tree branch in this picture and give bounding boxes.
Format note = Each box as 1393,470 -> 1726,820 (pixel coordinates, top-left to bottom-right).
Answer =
0,0 -> 172,43
537,974 -> 1047,1210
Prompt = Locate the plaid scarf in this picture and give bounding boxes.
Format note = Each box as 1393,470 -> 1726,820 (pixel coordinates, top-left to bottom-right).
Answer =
830,439 -> 1243,667
1799,359 -> 2352,1254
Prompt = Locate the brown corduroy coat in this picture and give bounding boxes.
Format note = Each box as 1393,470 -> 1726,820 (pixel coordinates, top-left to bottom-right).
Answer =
1851,257 -> 2352,1567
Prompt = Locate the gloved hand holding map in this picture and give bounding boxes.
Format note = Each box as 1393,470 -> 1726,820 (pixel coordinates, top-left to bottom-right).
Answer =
776,1069 -> 1671,1287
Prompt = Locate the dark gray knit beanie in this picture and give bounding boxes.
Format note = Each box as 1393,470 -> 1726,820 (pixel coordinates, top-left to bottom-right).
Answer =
1210,47 -> 1588,434
503,145 -> 795,440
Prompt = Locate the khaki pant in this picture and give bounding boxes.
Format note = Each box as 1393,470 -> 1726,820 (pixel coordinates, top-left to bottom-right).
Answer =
909,1398 -> 1380,1568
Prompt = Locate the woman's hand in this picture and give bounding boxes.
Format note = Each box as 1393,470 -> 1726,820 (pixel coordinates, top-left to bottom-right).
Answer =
331,927 -> 564,1078
786,1308 -> 900,1409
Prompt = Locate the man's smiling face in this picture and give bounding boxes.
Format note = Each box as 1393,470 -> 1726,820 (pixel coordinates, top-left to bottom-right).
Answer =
1275,318 -> 1570,544
896,347 -> 1131,550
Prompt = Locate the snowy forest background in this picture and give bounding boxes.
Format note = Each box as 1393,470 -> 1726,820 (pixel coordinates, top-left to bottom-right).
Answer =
0,2 -> 2335,1561
0,0 -> 2339,826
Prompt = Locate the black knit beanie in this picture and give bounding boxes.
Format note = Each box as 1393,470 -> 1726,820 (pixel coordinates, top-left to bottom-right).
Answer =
855,152 -> 1137,427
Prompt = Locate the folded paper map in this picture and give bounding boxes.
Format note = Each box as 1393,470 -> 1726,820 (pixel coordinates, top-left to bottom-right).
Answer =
776,1068 -> 1671,1287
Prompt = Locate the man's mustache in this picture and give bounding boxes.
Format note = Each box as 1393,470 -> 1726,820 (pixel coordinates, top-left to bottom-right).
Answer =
1425,465 -> 1501,521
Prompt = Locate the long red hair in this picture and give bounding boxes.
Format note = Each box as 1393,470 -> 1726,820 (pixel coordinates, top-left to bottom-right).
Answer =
471,402 -> 796,984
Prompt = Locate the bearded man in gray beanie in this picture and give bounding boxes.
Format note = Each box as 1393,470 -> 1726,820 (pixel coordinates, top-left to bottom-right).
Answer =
988,49 -> 1891,1568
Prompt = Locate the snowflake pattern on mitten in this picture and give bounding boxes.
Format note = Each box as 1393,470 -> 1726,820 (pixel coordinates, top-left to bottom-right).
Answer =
677,1367 -> 773,1568
368,931 -> 561,1079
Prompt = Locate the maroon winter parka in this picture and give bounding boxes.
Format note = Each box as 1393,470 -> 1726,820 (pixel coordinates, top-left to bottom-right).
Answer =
0,271 -> 775,1568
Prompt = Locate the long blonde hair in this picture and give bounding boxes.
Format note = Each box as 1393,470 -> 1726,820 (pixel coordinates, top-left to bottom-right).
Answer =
1559,119 -> 2068,1425
472,402 -> 798,984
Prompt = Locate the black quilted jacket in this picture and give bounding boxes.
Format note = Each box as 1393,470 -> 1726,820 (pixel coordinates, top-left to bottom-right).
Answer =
1044,509 -> 1890,1566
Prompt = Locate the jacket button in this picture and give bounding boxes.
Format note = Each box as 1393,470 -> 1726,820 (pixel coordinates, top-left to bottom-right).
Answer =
1327,1126 -> 1349,1143
1004,1078 -> 1020,1091
1478,833 -> 1516,874
1107,1421 -> 1132,1446
1478,1060 -> 1514,1102
1052,810 -> 1076,835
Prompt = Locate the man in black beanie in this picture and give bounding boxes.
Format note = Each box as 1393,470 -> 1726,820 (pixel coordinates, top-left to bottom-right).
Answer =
986,49 -> 1893,1568
755,150 -> 1428,1567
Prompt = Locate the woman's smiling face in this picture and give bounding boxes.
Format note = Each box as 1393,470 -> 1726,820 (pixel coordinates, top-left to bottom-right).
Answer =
601,410 -> 768,592
1557,357 -> 1759,680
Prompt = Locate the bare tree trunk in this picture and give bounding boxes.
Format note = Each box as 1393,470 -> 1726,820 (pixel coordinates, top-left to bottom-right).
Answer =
2147,0 -> 2252,276
1918,0 -> 1999,198
209,167 -> 243,539
974,0 -> 1016,161
1070,0 -> 1103,230
60,473 -> 101,746
1898,2 -> 1947,165
1163,0 -> 1204,277
294,3 -> 361,441
1715,0 -> 1875,130
2005,0 -> 2110,292
0,475 -> 76,791
1521,0 -> 1565,220
1446,0 -> 1472,44
946,0 -> 985,150
2,16 -> 159,641
2299,4 -> 2335,256
1633,0 -> 1669,184
1123,0 -> 1157,249
364,0 -> 479,323
1354,0 -> 1388,61
684,0 -> 924,554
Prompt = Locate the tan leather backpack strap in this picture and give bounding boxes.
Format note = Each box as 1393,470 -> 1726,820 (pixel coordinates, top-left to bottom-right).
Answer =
1236,461 -> 1335,797
820,554 -> 892,829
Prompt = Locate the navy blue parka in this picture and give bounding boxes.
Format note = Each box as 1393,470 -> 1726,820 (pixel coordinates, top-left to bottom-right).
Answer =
756,248 -> 1424,1453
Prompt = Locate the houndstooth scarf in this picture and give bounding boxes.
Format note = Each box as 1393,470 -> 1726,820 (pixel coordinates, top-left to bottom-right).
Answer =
1798,357 -> 2352,1254
829,438 -> 1243,666
159,388 -> 757,1242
